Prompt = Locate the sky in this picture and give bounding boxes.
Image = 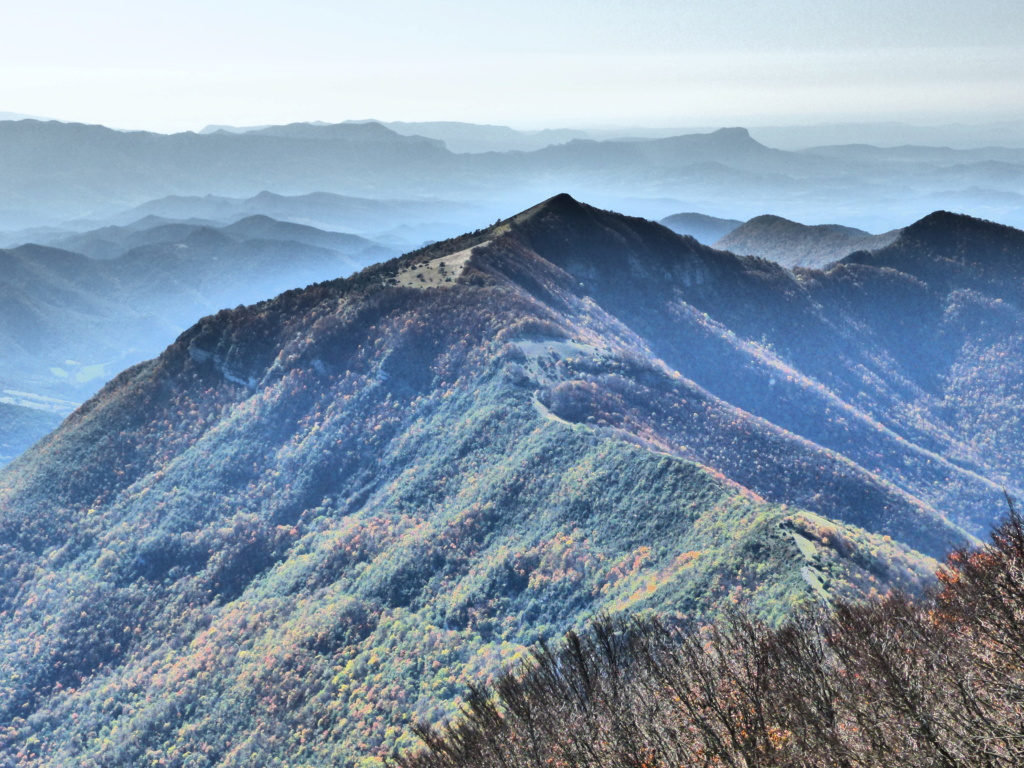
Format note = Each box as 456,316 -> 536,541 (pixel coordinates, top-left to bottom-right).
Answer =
2,0 -> 1023,133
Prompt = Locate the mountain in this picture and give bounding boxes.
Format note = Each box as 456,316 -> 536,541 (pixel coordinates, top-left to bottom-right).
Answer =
1,196 -> 1020,765
0,120 -> 455,228
0,111 -> 52,122
715,214 -> 900,267
347,121 -> 590,153
749,120 -> 1024,150
0,402 -> 62,464
102,190 -> 486,247
0,215 -> 395,464
802,142 -> 1024,166
522,127 -> 803,175
4,119 -> 1024,235
43,215 -> 389,261
659,212 -> 743,244
201,120 -> 590,153
397,510 -> 1024,768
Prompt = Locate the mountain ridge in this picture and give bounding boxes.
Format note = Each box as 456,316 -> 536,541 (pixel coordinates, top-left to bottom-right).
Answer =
0,195 -> 1022,765
659,212 -> 743,244
0,214 -> 399,464
716,214 -> 900,267
4,118 -> 1024,234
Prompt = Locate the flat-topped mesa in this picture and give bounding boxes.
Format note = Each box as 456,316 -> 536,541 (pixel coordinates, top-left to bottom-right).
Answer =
672,126 -> 763,149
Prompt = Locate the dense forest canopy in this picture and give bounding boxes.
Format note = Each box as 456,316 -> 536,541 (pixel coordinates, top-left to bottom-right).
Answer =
397,502 -> 1024,768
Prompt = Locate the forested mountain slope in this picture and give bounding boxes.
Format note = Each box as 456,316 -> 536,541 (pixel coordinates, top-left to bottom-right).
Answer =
0,196 -> 1020,766
399,507 -> 1024,768
714,214 -> 899,267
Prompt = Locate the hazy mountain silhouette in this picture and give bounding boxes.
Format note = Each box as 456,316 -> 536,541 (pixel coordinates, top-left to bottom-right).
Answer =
0,120 -> 455,228
0,215 -> 396,462
45,215 -> 390,260
3,119 -> 1023,235
660,211 -> 743,243
715,214 -> 900,267
347,120 -> 590,153
203,120 -> 591,153
101,190 -> 484,247
750,120 -> 1024,150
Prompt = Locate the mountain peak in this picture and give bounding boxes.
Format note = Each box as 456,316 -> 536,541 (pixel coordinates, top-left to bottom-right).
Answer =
903,210 -> 1006,237
471,193 -> 724,296
512,192 -> 587,222
717,214 -> 892,268
2,192 -> 1015,768
835,209 -> 1024,281
893,210 -> 1024,259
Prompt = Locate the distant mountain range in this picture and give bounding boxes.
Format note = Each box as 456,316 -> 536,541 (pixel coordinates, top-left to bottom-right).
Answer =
747,120 -> 1024,150
42,214 -> 389,261
343,120 -> 590,154
660,210 -> 900,266
201,119 -> 1024,152
3,119 -> 1024,234
1,195 -> 1021,765
0,120 -> 459,229
200,118 -> 587,153
0,214 -> 395,462
85,190 -> 484,247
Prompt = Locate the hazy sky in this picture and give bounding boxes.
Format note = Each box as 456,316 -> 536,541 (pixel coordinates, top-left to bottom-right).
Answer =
3,0 -> 1023,132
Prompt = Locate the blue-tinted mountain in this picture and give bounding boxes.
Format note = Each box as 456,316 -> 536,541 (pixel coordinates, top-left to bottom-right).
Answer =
0,120 -> 455,228
45,215 -> 390,261
102,190 -> 484,246
4,119 -> 1024,235
0,216 -> 395,463
715,214 -> 900,267
659,211 -> 743,244
348,120 -> 590,153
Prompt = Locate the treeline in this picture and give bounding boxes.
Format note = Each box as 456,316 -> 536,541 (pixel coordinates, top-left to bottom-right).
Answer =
396,501 -> 1024,768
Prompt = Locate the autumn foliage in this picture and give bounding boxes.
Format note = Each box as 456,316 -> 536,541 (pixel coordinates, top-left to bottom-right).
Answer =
398,501 -> 1024,768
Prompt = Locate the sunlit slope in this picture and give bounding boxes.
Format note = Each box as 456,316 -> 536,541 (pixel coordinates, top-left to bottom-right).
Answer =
1,196 -> 1019,766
